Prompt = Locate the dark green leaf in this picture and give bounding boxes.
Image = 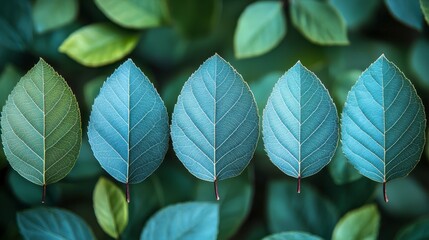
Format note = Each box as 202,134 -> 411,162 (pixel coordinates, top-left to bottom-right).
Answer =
267,180 -> 339,239
290,0 -> 348,45
410,38 -> 429,90
331,0 -> 381,29
234,1 -> 286,59
33,0 -> 78,33
59,23 -> 140,67
329,142 -> 362,185
422,0 -> 429,24
263,231 -> 323,240
332,205 -> 380,240
0,0 -> 33,51
83,75 -> 105,110
67,137 -> 102,180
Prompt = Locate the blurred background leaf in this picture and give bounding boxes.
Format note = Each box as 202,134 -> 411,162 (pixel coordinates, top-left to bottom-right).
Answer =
32,0 -> 78,33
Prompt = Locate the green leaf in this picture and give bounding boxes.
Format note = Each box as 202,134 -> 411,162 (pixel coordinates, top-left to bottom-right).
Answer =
263,232 -> 323,240
95,0 -> 167,29
161,71 -> 189,113
59,23 -> 140,67
83,75 -> 105,110
410,38 -> 429,90
195,169 -> 253,240
330,0 -> 381,29
376,177 -> 429,217
396,216 -> 429,240
170,54 -> 259,200
87,59 -> 169,191
341,55 -> 426,202
33,0 -> 78,33
166,0 -> 221,38
290,0 -> 348,45
262,62 -> 338,189
0,0 -> 33,51
234,1 -> 286,59
332,204 -> 380,240
17,207 -> 95,240
1,59 -> 82,190
140,202 -> 219,240
422,0 -> 429,24
267,180 -> 339,239
385,0 -> 423,30
8,170 -> 61,205
93,177 -> 128,239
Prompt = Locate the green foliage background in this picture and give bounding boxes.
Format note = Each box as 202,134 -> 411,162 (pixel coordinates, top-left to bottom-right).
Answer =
1,0 -> 429,239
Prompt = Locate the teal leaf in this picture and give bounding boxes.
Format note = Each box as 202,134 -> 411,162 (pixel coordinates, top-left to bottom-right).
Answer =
195,169 -> 253,240
330,0 -> 381,29
329,143 -> 362,185
341,55 -> 426,202
95,0 -> 167,29
87,59 -> 169,199
410,38 -> 429,90
385,0 -> 423,30
263,232 -> 323,240
267,180 -> 339,239
17,207 -> 95,240
140,202 -> 219,240
396,216 -> 429,240
262,62 -> 338,191
422,0 -> 429,24
1,59 -> 81,200
234,1 -> 286,59
170,54 -> 259,200
290,0 -> 348,45
0,0 -> 33,51
59,23 -> 140,67
332,205 -> 380,240
33,0 -> 78,33
93,177 -> 128,239
67,137 -> 102,180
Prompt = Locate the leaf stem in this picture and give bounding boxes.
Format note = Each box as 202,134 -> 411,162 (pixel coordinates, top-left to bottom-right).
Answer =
383,181 -> 388,203
42,184 -> 46,203
214,178 -> 220,201
126,182 -> 130,203
297,176 -> 301,193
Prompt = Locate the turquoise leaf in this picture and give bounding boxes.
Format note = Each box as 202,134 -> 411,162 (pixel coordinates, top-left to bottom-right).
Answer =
341,55 -> 426,202
88,59 -> 169,201
170,54 -> 259,200
262,62 -> 338,192
17,207 -> 95,240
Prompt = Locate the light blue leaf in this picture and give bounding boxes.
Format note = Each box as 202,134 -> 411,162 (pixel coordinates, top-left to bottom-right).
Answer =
88,59 -> 169,187
170,54 -> 259,199
341,55 -> 426,202
17,207 -> 95,240
140,202 -> 219,240
262,62 -> 338,190
385,0 -> 424,30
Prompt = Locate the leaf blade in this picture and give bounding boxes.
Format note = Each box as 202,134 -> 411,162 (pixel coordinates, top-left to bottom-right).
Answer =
234,1 -> 286,59
93,177 -> 128,239
140,202 -> 219,240
88,59 -> 169,184
385,0 -> 423,30
33,0 -> 78,33
422,0 -> 429,25
262,231 -> 323,240
341,55 -> 426,189
262,62 -> 338,180
59,23 -> 140,67
170,54 -> 259,184
1,59 -> 82,186
17,207 -> 95,240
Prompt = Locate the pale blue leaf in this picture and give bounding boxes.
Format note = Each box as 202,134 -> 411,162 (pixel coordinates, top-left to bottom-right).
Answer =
262,62 -> 338,185
170,54 -> 259,188
17,207 -> 95,240
140,202 -> 219,240
88,59 -> 169,184
385,0 -> 424,30
341,55 -> 426,201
